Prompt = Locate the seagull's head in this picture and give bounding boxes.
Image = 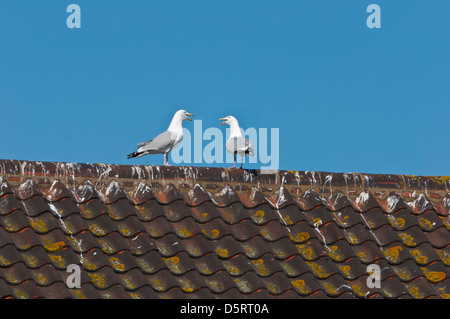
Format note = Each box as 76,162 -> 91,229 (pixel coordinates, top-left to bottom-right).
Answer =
176,109 -> 194,122
219,116 -> 237,126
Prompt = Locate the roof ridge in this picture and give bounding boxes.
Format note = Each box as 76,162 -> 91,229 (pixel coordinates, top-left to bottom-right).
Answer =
0,159 -> 448,205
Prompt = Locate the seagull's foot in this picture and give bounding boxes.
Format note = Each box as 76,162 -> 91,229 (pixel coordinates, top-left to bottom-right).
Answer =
163,164 -> 173,167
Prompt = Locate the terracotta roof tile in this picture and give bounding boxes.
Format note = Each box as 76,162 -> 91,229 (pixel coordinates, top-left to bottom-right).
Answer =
0,159 -> 449,299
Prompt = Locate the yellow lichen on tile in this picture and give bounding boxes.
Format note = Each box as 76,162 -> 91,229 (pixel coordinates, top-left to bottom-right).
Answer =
254,210 -> 265,223
207,280 -> 224,292
196,262 -> 212,275
2,220 -> 18,232
381,246 -> 403,263
163,256 -> 184,274
398,232 -> 416,247
296,243 -> 315,260
88,273 -> 107,289
215,248 -> 229,258
282,214 -> 293,225
82,259 -> 97,271
34,273 -> 48,285
381,287 -> 394,298
223,260 -> 240,275
234,278 -> 252,293
352,285 -> 367,298
71,289 -> 86,299
339,265 -> 352,278
148,228 -> 159,237
5,274 -> 20,284
322,282 -> 338,295
365,219 -> 376,229
251,259 -> 269,276
439,287 -> 450,299
44,239 -> 65,252
428,176 -> 450,185
152,279 -> 166,291
441,218 -> 450,230
109,257 -> 125,272
406,285 -> 424,299
289,232 -> 310,243
420,267 -> 446,283
327,245 -> 343,261
345,231 -> 359,244
211,229 -> 220,238
392,266 -> 412,281
80,208 -> 94,219
176,227 -> 193,238
265,281 -> 281,294
186,245 -> 201,257
418,217 -> 434,230
409,249 -> 428,264
29,218 -> 48,233
291,279 -> 309,294
306,261 -> 329,278
178,277 -> 194,292
21,253 -> 39,268
0,255 -> 11,266
259,230 -> 274,241
118,224 -> 132,237
136,206 -> 151,219
201,228 -> 220,239
48,254 -> 66,268
97,240 -> 114,254
242,244 -> 258,258
88,224 -> 106,236
280,262 -> 298,277
13,289 -> 29,299
388,216 -> 405,229
272,248 -> 286,258
355,251 -> 369,263
136,258 -> 155,273
122,275 -> 137,290
436,249 -> 450,265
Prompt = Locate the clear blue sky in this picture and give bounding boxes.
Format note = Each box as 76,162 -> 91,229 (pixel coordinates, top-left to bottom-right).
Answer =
0,1 -> 448,176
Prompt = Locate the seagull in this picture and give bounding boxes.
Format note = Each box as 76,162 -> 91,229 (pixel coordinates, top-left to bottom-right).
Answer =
219,116 -> 254,169
126,110 -> 193,166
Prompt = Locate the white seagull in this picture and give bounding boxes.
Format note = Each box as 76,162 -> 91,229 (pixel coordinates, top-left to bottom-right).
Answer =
219,115 -> 254,169
126,109 -> 193,166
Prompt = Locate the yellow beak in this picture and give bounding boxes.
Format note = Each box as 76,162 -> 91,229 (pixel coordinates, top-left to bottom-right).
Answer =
186,113 -> 193,121
219,118 -> 227,125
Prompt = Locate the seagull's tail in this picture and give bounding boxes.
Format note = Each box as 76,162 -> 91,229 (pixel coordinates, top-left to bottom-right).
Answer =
126,151 -> 142,159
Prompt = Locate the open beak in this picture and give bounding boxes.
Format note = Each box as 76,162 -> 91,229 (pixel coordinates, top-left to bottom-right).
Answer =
186,113 -> 193,121
219,118 -> 227,125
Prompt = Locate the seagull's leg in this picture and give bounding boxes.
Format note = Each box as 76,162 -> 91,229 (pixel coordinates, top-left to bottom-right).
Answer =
230,152 -> 236,169
164,153 -> 172,166
240,156 -> 243,169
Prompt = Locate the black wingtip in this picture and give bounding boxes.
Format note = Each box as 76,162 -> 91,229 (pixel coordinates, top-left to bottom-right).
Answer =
126,151 -> 138,159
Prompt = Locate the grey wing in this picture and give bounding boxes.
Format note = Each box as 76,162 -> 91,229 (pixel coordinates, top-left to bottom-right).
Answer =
137,140 -> 152,148
226,137 -> 254,156
138,131 -> 176,152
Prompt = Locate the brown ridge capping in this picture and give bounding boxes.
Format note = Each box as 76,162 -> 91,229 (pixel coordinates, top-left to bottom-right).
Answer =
0,159 -> 449,205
